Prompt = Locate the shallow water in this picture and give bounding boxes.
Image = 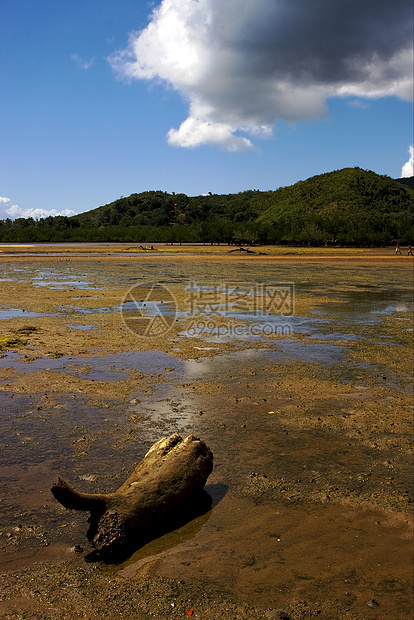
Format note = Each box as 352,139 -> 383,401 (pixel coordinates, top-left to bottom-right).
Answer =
0,349 -> 184,379
3,258 -> 411,348
0,308 -> 52,319
0,256 -> 412,617
1,258 -> 412,472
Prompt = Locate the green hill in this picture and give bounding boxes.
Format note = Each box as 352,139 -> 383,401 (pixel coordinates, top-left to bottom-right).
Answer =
395,176 -> 414,190
253,168 -> 414,244
1,168 -> 413,245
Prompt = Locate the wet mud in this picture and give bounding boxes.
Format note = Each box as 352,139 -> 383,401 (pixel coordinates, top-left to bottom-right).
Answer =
0,245 -> 413,619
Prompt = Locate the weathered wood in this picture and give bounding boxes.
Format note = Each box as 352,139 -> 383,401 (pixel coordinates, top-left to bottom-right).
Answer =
51,433 -> 214,560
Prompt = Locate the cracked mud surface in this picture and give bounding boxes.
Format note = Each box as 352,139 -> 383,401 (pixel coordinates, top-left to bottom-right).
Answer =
0,245 -> 413,619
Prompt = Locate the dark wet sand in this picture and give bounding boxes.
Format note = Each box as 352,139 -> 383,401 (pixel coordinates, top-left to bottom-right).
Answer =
0,245 -> 413,619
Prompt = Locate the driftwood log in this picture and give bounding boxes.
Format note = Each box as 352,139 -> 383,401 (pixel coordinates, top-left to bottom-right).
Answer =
51,433 -> 213,560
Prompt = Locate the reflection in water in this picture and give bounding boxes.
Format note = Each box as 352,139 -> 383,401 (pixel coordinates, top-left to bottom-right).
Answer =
117,483 -> 228,575
312,290 -> 413,324
0,349 -> 184,379
116,505 -> 212,576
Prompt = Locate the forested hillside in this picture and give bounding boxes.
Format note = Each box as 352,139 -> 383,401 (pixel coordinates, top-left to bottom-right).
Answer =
395,176 -> 414,190
1,168 -> 413,245
255,168 -> 414,244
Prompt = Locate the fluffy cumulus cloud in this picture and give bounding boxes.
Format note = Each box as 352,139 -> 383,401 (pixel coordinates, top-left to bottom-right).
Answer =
401,145 -> 414,177
110,0 -> 413,150
0,197 -> 76,220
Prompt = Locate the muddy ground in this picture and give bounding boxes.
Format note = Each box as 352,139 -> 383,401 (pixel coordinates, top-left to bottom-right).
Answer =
0,244 -> 413,619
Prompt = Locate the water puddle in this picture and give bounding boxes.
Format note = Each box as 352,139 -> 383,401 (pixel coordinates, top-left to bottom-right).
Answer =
32,269 -> 95,289
0,308 -> 52,319
0,350 -> 184,380
312,294 -> 413,326
0,305 -> 122,320
121,300 -> 177,317
273,339 -> 347,364
179,312 -> 358,344
182,346 -> 349,380
308,331 -> 360,341
67,324 -> 96,331
63,305 -> 120,315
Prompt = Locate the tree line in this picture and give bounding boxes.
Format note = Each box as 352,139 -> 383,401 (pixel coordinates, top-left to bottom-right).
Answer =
1,168 -> 413,245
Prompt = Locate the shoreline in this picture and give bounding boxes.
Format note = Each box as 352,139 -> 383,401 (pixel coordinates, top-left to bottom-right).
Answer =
1,243 -> 413,264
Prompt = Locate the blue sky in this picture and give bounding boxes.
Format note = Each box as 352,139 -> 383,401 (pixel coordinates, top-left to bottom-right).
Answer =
1,0 -> 412,220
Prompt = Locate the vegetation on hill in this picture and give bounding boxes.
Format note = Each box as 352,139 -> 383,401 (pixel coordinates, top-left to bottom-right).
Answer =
395,176 -> 414,190
255,168 -> 414,245
0,168 -> 413,245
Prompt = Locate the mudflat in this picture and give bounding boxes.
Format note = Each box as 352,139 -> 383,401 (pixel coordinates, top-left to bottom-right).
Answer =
0,244 -> 413,619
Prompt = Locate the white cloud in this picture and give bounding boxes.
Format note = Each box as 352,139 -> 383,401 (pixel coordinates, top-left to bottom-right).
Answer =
71,53 -> 95,70
347,100 -> 370,110
0,197 -> 76,220
401,146 -> 414,178
110,0 -> 413,150
167,116 -> 251,150
167,100 -> 254,150
0,197 -> 18,219
110,0 -> 211,86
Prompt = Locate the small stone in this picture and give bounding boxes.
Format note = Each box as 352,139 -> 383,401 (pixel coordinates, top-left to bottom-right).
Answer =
367,599 -> 379,607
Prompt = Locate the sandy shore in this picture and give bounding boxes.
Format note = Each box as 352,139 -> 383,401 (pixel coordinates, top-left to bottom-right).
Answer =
0,247 -> 412,619
0,242 -> 411,257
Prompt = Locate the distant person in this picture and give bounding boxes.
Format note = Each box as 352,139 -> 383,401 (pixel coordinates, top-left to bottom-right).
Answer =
395,242 -> 402,254
408,245 -> 413,256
